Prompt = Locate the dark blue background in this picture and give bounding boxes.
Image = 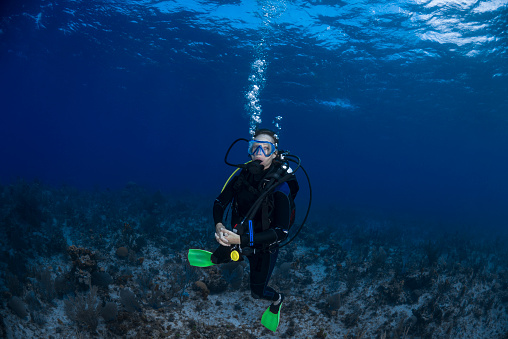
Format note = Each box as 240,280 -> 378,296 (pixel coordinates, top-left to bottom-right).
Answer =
1,0 -> 507,228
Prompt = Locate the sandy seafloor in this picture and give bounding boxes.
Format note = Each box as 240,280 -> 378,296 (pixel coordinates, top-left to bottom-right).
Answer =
1,181 -> 507,338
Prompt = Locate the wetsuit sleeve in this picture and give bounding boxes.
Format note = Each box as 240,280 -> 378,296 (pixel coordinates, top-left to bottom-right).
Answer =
239,184 -> 292,247
213,176 -> 237,225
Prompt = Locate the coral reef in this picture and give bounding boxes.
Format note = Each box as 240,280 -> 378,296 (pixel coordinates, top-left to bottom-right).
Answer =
0,179 -> 507,338
64,286 -> 102,331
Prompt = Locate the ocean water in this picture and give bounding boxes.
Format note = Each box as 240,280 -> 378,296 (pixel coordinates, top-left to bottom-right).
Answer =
1,1 -> 508,337
1,0 -> 508,227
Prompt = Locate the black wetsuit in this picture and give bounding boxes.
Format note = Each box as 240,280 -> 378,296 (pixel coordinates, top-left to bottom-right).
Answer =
211,162 -> 298,301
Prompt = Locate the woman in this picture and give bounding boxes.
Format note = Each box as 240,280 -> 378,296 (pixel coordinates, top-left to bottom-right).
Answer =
211,128 -> 298,332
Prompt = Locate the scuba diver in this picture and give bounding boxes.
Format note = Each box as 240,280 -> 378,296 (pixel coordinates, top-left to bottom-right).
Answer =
188,128 -> 307,332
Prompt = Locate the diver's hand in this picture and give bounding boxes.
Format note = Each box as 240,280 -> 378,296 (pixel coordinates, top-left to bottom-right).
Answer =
221,229 -> 241,245
215,223 -> 230,246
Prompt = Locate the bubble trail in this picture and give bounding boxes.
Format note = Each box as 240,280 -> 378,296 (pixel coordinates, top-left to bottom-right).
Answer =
246,58 -> 267,136
245,0 -> 287,137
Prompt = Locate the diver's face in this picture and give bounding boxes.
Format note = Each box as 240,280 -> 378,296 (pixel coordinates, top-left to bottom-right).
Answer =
250,134 -> 277,169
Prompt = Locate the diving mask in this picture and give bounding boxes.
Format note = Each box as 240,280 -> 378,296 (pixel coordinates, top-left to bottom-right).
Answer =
248,140 -> 277,157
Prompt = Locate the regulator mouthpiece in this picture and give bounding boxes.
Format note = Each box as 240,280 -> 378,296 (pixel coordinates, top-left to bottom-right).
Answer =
247,160 -> 264,175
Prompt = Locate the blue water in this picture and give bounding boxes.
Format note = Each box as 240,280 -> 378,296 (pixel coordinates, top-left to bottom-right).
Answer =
1,0 -> 507,227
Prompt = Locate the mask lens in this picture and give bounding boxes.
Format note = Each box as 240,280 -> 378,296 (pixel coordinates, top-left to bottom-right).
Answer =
248,140 -> 275,157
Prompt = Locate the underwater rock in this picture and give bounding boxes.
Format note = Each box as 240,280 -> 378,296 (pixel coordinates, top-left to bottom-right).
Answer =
194,281 -> 210,299
91,271 -> 113,288
116,246 -> 128,258
8,296 -> 28,319
101,301 -> 118,322
327,293 -> 342,311
120,288 -> 141,312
